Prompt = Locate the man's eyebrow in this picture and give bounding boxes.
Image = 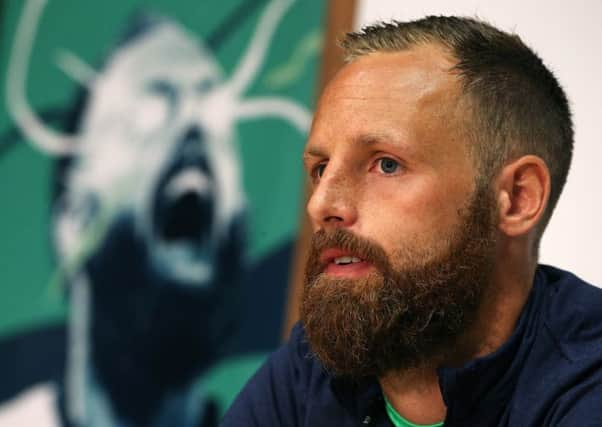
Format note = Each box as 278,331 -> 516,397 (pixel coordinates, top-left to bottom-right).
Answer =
303,146 -> 326,159
303,133 -> 409,161
355,132 -> 407,149
355,134 -> 382,147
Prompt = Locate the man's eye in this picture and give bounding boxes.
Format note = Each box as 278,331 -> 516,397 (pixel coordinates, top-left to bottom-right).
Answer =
377,157 -> 400,174
312,163 -> 327,179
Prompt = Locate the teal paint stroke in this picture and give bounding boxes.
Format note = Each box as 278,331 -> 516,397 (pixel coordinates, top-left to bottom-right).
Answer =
200,352 -> 268,418
262,28 -> 322,90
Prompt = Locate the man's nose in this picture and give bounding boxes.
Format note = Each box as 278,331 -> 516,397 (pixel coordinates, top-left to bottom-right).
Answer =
306,170 -> 358,230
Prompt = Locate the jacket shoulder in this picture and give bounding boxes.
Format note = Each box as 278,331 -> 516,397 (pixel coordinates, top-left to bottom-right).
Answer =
541,265 -> 602,361
220,323 -> 326,426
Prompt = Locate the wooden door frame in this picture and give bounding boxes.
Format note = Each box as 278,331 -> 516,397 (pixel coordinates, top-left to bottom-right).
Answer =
282,0 -> 358,339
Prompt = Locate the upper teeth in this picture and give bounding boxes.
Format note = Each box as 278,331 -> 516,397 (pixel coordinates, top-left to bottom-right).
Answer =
334,256 -> 362,265
166,168 -> 211,200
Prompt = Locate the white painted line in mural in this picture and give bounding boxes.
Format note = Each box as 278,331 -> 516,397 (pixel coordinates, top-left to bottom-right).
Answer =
0,384 -> 59,427
6,0 -> 78,155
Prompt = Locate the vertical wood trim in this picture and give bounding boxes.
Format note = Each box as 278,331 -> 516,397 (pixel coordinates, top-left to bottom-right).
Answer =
282,0 -> 358,340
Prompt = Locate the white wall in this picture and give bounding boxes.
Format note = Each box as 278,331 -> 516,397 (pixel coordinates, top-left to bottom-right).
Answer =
356,0 -> 602,286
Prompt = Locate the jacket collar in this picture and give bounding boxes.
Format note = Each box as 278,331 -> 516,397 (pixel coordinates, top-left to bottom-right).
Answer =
436,268 -> 544,421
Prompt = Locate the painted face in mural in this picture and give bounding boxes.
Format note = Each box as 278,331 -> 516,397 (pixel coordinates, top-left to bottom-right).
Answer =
301,45 -> 499,378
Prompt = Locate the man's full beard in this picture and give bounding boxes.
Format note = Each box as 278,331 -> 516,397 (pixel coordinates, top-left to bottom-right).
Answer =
300,185 -> 498,379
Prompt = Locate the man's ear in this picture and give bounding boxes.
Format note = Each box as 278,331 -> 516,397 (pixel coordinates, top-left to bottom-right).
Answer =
495,155 -> 551,237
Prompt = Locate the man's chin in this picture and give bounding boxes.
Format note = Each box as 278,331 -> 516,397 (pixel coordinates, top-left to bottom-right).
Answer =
301,273 -> 388,378
301,272 -> 478,379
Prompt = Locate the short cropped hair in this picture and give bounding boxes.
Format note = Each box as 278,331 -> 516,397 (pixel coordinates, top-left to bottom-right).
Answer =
341,16 -> 573,241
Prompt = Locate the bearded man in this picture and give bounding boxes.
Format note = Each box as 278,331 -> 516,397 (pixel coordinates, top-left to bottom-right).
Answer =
221,16 -> 602,427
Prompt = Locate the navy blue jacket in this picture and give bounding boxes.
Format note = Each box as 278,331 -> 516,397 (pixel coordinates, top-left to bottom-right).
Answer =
222,266 -> 602,426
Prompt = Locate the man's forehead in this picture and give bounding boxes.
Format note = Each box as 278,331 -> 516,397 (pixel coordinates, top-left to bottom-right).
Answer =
306,44 -> 470,164
324,44 -> 460,101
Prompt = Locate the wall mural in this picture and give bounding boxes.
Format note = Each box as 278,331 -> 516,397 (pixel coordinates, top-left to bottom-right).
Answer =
0,0 -> 323,425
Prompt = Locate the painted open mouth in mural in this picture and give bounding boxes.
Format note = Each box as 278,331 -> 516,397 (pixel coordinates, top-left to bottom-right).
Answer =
151,127 -> 217,285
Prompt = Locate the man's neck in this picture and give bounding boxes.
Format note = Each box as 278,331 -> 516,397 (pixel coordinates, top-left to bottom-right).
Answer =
378,260 -> 537,424
465,259 -> 535,360
380,367 -> 446,425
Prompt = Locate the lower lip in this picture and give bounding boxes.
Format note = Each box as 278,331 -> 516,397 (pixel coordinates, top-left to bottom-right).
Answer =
324,261 -> 374,278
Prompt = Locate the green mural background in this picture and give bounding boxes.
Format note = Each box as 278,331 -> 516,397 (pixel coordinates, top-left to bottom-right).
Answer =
0,0 -> 324,418
0,0 -> 322,336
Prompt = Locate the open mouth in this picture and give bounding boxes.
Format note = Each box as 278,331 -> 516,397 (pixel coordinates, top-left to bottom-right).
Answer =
157,169 -> 212,243
150,154 -> 215,283
148,126 -> 220,284
153,151 -> 214,247
320,248 -> 374,278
